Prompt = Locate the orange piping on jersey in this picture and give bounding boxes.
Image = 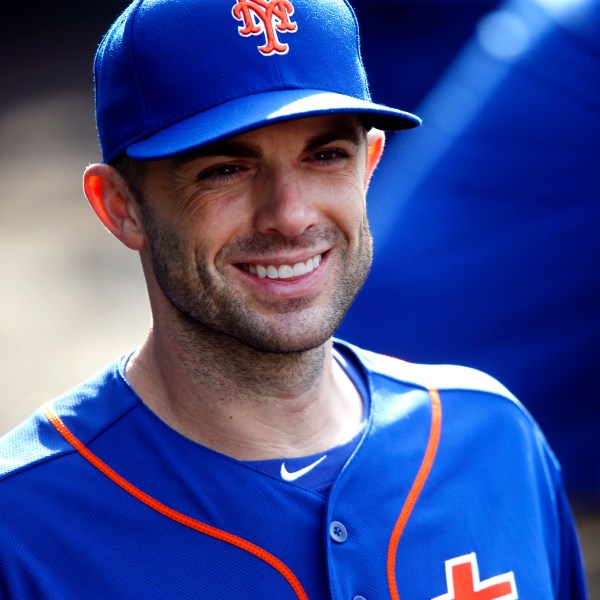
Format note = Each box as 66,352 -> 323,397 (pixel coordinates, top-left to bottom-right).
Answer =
387,388 -> 442,600
43,405 -> 309,600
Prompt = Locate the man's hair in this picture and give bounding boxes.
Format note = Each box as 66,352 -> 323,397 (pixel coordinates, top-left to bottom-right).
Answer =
112,154 -> 147,205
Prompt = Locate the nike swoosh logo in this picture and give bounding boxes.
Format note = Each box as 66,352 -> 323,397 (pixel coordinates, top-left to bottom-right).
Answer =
280,455 -> 327,482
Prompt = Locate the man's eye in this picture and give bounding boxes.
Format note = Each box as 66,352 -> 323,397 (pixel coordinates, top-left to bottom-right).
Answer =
312,149 -> 350,163
198,164 -> 243,182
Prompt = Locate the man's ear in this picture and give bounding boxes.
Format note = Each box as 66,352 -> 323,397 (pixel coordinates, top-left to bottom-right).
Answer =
364,128 -> 386,191
83,164 -> 146,251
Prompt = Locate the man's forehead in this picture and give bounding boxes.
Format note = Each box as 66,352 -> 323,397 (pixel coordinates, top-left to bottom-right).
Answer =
170,115 -> 366,165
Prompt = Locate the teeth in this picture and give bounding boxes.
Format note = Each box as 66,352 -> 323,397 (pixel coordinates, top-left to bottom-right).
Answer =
248,254 -> 322,280
293,262 -> 307,276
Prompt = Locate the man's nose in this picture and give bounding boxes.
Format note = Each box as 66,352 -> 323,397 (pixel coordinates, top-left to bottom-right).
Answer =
253,169 -> 319,238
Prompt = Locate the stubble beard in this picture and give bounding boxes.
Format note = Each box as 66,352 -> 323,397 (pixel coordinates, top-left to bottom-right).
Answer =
144,214 -> 373,360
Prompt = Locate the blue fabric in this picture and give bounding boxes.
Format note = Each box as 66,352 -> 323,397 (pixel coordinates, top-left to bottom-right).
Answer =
243,431 -> 363,496
339,0 -> 600,501
0,341 -> 587,598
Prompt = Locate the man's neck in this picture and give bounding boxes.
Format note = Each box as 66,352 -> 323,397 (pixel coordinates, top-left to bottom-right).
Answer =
125,325 -> 363,461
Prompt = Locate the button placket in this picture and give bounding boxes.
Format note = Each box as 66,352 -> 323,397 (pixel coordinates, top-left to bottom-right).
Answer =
329,518 -> 364,598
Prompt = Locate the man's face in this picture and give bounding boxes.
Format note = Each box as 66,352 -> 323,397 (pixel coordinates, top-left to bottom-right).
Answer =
137,115 -> 375,353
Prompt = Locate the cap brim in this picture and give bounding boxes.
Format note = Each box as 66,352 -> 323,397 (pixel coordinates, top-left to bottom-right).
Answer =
126,89 -> 421,160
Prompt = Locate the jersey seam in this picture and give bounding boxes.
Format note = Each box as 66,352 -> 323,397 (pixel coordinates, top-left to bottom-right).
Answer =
368,369 -> 535,422
44,405 -> 311,600
0,401 -> 139,483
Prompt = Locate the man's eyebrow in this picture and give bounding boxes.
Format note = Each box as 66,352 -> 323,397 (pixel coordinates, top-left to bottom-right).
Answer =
172,141 -> 263,166
171,122 -> 364,167
303,124 -> 364,152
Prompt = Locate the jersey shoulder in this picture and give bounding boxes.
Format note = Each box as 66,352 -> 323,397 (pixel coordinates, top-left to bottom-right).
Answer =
335,338 -> 517,401
335,339 -> 559,470
0,354 -> 138,481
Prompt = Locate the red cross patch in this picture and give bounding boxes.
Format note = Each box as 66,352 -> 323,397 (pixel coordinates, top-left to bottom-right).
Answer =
432,553 -> 518,600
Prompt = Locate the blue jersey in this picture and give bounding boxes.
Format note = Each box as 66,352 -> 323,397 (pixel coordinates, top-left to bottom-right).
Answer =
0,340 -> 587,598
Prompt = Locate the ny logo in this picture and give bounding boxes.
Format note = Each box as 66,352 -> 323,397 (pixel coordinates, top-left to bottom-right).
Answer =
432,553 -> 518,600
232,0 -> 298,56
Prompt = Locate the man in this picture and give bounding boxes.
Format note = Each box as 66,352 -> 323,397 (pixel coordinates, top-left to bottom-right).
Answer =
0,0 -> 588,598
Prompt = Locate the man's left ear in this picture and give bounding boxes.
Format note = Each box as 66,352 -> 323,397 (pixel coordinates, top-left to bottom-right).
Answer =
364,128 -> 385,190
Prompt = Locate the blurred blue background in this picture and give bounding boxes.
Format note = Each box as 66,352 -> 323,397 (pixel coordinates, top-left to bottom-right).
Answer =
341,0 -> 600,506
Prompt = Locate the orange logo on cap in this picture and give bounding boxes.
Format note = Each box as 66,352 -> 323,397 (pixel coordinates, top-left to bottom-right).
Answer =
232,0 -> 298,56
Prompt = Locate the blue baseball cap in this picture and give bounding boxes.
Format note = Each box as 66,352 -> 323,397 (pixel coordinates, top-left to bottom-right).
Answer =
94,0 -> 421,164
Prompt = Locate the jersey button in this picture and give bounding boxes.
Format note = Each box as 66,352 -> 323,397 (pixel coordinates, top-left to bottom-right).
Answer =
353,596 -> 367,600
329,520 -> 348,543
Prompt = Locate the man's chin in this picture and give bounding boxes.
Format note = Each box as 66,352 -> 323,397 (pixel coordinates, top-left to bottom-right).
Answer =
207,300 -> 340,354
232,330 -> 333,355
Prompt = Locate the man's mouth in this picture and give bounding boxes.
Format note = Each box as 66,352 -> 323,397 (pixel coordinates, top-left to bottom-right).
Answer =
240,253 -> 323,280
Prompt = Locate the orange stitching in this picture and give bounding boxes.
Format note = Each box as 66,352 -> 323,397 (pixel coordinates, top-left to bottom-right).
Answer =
387,388 -> 442,600
44,405 -> 309,600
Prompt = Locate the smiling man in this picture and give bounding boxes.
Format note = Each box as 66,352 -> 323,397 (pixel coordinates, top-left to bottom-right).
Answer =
0,0 -> 588,598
